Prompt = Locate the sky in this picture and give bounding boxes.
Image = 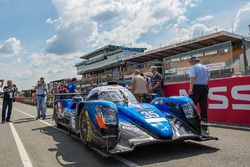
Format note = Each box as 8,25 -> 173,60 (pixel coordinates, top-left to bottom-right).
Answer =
0,0 -> 250,90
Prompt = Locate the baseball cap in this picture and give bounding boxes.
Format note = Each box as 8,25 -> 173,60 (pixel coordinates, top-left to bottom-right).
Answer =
189,56 -> 200,61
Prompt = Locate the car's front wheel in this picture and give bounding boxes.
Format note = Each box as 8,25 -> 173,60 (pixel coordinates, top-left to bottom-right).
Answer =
54,104 -> 63,128
79,109 -> 90,146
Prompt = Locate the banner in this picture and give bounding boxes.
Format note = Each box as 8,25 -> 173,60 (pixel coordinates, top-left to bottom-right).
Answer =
164,76 -> 250,126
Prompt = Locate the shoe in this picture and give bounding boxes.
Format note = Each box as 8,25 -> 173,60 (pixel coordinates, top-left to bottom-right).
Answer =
42,115 -> 46,120
201,127 -> 209,136
6,120 -> 12,122
36,117 -> 40,120
200,121 -> 208,126
2,120 -> 5,124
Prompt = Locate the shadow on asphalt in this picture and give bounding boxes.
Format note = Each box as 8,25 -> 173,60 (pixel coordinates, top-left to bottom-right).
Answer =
14,117 -> 36,124
32,126 -> 124,167
31,125 -> 219,167
119,140 -> 220,166
13,115 -> 53,124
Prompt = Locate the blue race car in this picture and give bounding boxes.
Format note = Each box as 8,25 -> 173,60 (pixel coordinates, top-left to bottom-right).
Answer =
53,85 -> 217,156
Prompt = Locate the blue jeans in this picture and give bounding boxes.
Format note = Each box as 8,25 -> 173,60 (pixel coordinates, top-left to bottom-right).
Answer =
2,100 -> 13,121
37,96 -> 46,118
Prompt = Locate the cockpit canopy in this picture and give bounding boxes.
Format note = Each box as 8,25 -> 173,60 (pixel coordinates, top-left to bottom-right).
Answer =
87,86 -> 138,104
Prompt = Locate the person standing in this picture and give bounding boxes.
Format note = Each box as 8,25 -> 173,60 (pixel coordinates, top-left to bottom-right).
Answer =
67,78 -> 78,93
188,56 -> 210,135
149,66 -> 163,97
118,77 -> 128,88
58,80 -> 67,93
35,79 -> 47,120
51,82 -> 59,94
131,70 -> 149,102
2,80 -> 15,123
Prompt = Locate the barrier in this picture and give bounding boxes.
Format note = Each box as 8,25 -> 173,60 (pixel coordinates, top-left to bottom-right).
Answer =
164,76 -> 250,126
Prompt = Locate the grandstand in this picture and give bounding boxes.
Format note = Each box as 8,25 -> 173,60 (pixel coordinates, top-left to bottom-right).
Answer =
75,45 -> 146,88
123,31 -> 250,83
75,31 -> 249,87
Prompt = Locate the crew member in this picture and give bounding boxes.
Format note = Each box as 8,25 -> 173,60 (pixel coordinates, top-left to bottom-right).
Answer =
188,56 -> 210,135
118,77 -> 128,88
67,78 -> 78,93
131,70 -> 149,102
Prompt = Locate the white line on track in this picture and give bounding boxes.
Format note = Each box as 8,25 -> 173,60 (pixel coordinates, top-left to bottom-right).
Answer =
14,108 -> 53,127
14,107 -> 141,167
9,122 -> 33,167
209,123 -> 250,131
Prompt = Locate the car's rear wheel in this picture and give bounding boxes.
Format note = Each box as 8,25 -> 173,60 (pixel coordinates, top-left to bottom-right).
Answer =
54,104 -> 63,128
79,109 -> 90,146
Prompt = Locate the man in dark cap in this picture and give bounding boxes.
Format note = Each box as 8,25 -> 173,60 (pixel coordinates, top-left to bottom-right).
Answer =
2,80 -> 16,123
188,56 -> 210,135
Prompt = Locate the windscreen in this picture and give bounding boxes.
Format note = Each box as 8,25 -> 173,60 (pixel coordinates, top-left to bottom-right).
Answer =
99,89 -> 138,104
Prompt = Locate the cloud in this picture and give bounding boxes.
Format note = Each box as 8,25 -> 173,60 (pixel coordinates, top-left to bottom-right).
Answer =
234,2 -> 250,35
183,0 -> 201,7
46,17 -> 62,25
0,37 -> 22,55
12,57 -> 22,64
27,52 -> 80,82
163,13 -> 220,44
193,15 -> 214,23
0,50 -> 81,89
46,0 -> 200,54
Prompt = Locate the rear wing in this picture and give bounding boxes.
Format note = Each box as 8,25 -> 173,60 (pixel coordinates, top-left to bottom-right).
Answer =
53,93 -> 88,101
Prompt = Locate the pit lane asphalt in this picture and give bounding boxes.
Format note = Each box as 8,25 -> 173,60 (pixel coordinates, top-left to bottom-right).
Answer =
0,101 -> 250,167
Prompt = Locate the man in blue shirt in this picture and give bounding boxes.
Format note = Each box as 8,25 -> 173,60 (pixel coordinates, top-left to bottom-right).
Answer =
67,78 -> 78,93
35,78 -> 47,120
118,77 -> 128,88
188,56 -> 210,135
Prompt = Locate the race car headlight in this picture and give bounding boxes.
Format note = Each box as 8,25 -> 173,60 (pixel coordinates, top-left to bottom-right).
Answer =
153,99 -> 164,105
95,105 -> 118,127
182,102 -> 195,119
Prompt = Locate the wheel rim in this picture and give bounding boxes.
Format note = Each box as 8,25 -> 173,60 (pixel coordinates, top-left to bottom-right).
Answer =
54,105 -> 60,125
79,112 -> 88,144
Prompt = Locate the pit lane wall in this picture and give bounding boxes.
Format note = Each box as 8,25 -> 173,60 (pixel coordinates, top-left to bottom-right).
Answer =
164,75 -> 250,126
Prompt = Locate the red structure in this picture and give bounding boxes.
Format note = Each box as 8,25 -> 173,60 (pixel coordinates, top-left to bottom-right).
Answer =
164,76 -> 250,126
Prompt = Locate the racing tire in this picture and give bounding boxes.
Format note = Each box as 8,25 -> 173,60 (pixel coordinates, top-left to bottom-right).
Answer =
79,109 -> 90,146
54,104 -> 63,129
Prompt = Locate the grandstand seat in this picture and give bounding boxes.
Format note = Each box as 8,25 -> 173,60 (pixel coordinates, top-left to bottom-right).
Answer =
211,48 -> 242,64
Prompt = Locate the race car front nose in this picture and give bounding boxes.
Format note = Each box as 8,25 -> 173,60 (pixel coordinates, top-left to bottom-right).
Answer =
148,120 -> 174,138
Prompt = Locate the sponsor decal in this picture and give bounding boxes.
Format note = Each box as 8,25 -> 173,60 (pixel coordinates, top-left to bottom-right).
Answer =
120,124 -> 141,133
140,110 -> 160,119
161,126 -> 169,131
178,85 -> 250,110
145,117 -> 167,123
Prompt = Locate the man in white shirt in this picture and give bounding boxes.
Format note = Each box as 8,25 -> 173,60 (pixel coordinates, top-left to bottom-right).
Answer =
188,56 -> 210,135
131,70 -> 149,102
